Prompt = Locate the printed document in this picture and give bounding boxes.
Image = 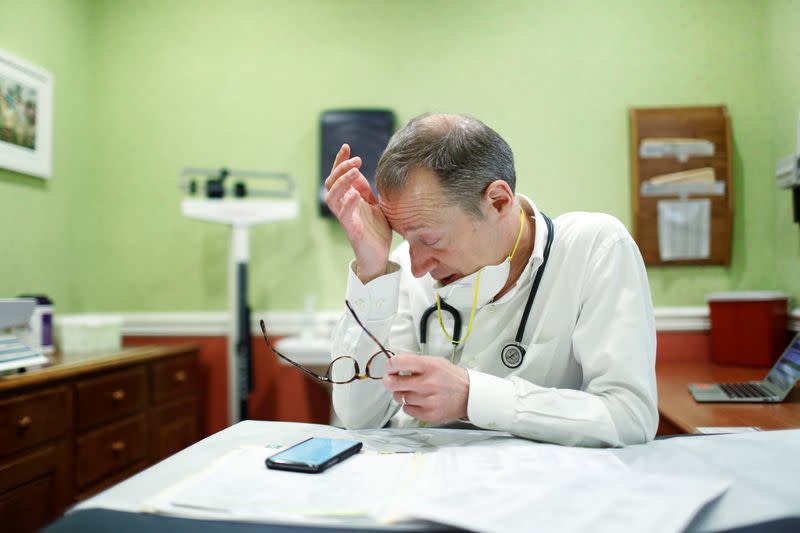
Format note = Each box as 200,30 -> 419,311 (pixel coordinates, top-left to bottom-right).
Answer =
145,437 -> 729,533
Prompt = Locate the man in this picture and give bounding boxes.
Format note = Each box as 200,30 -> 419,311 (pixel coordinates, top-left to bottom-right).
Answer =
324,113 -> 657,447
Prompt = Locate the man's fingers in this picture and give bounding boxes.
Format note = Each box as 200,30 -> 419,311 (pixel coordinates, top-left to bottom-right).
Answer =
383,369 -> 431,393
386,353 -> 430,375
338,188 -> 361,220
333,165 -> 376,205
351,175 -> 378,204
401,404 -> 424,418
325,168 -> 363,215
393,391 -> 430,407
326,169 -> 378,217
330,144 -> 350,175
325,156 -> 362,190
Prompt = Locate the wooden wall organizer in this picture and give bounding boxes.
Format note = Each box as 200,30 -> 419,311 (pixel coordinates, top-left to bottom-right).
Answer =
630,106 -> 733,266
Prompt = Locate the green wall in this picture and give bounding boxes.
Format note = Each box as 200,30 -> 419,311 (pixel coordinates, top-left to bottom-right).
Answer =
1,0 -> 795,313
0,0 -> 93,312
765,0 -> 800,303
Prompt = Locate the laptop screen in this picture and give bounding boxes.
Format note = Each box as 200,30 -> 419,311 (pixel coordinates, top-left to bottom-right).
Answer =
0,299 -> 35,329
766,334 -> 800,392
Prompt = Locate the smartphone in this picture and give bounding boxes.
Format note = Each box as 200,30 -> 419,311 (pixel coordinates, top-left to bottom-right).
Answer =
265,437 -> 363,473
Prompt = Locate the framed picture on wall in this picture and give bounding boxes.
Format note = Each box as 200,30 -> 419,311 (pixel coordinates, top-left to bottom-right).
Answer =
0,49 -> 53,179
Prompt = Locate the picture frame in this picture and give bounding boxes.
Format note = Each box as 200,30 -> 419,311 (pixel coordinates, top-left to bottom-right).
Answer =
0,49 -> 53,179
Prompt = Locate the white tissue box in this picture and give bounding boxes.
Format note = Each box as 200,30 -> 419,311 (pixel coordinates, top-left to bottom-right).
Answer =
58,315 -> 123,356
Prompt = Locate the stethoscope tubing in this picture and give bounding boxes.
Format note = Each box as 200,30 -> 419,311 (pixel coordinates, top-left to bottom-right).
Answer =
513,213 -> 554,344
419,213 -> 555,359
419,298 -> 462,346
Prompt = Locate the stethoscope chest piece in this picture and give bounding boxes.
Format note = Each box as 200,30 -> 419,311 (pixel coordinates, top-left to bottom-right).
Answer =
501,343 -> 525,369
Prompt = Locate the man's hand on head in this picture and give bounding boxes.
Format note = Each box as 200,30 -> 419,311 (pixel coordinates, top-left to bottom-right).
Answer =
324,144 -> 392,283
382,353 -> 470,423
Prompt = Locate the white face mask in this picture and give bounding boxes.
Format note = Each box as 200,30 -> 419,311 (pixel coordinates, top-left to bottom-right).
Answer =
433,258 -> 511,309
434,207 -> 525,310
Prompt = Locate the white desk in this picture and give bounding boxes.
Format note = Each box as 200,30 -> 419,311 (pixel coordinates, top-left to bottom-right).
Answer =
71,421 -> 800,532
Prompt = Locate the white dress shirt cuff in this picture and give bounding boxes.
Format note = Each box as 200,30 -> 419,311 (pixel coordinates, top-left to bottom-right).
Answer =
466,370 -> 516,431
345,260 -> 401,321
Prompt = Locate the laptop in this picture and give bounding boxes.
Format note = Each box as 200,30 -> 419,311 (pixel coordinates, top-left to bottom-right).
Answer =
689,332 -> 800,403
0,298 -> 35,329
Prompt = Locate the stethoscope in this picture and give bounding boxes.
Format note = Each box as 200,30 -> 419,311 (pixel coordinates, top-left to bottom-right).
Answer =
418,213 -> 554,369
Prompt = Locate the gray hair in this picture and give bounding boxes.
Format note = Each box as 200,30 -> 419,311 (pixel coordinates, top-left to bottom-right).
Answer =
375,113 -> 516,218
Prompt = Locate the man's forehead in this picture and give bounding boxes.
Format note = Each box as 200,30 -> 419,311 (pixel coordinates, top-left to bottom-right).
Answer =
378,167 -> 448,233
379,194 -> 443,234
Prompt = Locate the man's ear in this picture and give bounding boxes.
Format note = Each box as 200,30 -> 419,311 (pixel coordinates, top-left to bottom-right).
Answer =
483,180 -> 515,218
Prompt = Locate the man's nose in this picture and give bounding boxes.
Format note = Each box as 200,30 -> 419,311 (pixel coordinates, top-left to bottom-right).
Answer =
409,243 -> 436,278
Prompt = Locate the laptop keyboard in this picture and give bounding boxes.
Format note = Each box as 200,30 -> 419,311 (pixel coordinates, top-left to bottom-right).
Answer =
720,382 -> 772,399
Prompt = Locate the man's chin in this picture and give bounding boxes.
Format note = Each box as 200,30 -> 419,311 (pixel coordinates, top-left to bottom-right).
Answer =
435,274 -> 461,286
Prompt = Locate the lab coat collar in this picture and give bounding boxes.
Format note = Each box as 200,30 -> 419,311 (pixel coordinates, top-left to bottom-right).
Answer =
519,194 -> 547,279
492,194 -> 548,304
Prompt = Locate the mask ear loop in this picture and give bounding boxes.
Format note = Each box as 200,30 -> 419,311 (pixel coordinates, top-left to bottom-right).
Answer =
435,207 -> 525,359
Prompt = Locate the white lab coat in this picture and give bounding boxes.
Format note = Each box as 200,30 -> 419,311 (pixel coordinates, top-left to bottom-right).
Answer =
331,197 -> 658,447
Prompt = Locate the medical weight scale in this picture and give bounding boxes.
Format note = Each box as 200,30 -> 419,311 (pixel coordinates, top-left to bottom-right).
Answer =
180,167 -> 298,424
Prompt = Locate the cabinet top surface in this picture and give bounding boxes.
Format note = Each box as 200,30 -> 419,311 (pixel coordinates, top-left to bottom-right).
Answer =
0,344 -> 198,393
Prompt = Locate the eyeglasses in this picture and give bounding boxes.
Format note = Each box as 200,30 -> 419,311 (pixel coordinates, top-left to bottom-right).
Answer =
259,300 -> 395,384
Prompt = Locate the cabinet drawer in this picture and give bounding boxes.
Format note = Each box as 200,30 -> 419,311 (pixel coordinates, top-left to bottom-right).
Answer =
76,414 -> 146,489
0,442 -> 69,533
149,396 -> 200,463
0,441 -> 67,533
76,366 -> 147,431
151,354 -> 197,404
0,387 -> 71,458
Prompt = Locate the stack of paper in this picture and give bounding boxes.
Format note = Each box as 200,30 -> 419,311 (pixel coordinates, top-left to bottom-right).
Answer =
145,438 -> 730,533
648,167 -> 715,186
640,167 -> 724,198
657,198 -> 711,261
640,138 -> 715,162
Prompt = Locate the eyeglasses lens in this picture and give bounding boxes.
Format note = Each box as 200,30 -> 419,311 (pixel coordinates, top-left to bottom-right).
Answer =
329,357 -> 357,384
367,352 -> 390,379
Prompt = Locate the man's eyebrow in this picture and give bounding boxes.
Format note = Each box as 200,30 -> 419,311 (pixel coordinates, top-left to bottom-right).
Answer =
405,225 -> 441,237
405,224 -> 427,233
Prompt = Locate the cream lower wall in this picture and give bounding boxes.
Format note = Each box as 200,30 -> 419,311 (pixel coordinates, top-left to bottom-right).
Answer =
57,307 -> 800,338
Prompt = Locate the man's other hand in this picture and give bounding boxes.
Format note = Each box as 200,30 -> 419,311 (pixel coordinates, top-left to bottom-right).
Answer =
383,353 -> 470,423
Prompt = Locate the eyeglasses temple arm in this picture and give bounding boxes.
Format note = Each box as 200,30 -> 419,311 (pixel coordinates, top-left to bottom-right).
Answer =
345,300 -> 393,357
259,321 -> 331,382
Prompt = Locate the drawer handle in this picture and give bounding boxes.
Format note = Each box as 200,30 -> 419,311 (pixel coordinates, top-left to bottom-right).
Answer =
17,415 -> 33,430
111,389 -> 126,402
111,440 -> 126,453
173,370 -> 187,384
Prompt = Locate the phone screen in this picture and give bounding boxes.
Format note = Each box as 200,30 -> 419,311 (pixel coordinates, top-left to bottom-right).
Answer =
266,437 -> 362,473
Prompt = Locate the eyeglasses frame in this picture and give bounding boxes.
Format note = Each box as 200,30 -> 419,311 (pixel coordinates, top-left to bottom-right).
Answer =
259,299 -> 395,384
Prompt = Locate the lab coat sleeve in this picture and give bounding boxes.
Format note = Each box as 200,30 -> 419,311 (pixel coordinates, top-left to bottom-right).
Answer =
467,232 -> 658,447
331,260 -> 420,429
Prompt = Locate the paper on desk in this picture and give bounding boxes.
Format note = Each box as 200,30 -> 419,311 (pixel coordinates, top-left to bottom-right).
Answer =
145,445 -> 415,523
378,441 -> 629,521
696,426 -> 761,434
146,439 -> 729,533
346,427 -> 515,453
146,439 -> 622,523
386,444 -> 729,533
400,471 -> 728,533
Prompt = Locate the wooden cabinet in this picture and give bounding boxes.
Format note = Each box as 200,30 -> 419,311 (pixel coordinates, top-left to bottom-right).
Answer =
0,439 -> 71,532
149,396 -> 199,462
0,345 -> 200,532
75,366 -> 147,431
0,387 -> 71,457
